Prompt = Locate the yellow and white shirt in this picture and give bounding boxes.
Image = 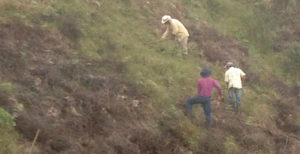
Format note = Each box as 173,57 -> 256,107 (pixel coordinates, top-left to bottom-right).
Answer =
225,67 -> 246,89
161,19 -> 189,42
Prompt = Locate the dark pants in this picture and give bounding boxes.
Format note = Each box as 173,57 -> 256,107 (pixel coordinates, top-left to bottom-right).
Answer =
186,96 -> 211,126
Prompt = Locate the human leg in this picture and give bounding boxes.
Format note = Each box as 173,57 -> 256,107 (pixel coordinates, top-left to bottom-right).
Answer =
201,97 -> 212,126
180,37 -> 188,55
236,88 -> 242,113
228,88 -> 235,110
186,96 -> 203,112
236,88 -> 242,105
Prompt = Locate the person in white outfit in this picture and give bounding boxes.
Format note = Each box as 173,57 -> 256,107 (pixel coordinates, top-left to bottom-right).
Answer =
224,62 -> 246,113
161,15 -> 189,55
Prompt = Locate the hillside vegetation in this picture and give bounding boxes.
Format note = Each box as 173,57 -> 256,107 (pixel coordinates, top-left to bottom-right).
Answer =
0,0 -> 299,154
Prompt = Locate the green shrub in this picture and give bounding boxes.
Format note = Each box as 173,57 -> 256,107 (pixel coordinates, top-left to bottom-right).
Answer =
281,44 -> 300,80
224,136 -> 238,154
0,82 -> 14,93
0,108 -> 15,130
0,107 -> 19,154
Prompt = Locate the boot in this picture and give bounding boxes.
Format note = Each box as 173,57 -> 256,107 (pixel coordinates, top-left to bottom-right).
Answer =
185,111 -> 192,119
236,104 -> 241,114
234,103 -> 237,113
183,51 -> 188,56
232,103 -> 236,112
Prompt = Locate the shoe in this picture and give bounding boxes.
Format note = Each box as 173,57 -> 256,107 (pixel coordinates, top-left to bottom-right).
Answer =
237,104 -> 241,114
184,111 -> 192,118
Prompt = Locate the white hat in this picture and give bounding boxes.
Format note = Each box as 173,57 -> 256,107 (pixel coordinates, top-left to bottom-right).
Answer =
224,62 -> 234,68
161,15 -> 171,24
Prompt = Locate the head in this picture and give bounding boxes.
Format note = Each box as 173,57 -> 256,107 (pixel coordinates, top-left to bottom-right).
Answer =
161,15 -> 171,24
200,67 -> 211,77
224,62 -> 234,69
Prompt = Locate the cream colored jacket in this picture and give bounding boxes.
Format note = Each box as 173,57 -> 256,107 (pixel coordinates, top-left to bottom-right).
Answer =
161,19 -> 189,41
225,67 -> 246,89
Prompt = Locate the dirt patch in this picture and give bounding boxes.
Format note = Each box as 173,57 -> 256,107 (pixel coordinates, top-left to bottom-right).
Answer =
187,23 -> 260,83
275,101 -> 300,134
0,20 -> 69,80
263,74 -> 293,96
189,23 -> 249,67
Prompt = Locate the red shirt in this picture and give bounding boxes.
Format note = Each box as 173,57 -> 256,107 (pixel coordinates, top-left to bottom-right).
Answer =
198,77 -> 222,97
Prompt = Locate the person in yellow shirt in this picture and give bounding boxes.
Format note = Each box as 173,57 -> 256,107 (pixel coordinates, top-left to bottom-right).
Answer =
224,62 -> 246,113
160,15 -> 189,55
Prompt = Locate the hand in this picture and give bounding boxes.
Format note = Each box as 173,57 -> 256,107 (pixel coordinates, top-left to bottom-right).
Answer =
218,96 -> 224,101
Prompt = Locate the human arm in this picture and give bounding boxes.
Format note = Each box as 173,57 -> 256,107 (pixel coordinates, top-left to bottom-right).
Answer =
213,80 -> 223,100
240,69 -> 246,84
224,71 -> 229,87
197,80 -> 202,95
241,75 -> 246,84
161,25 -> 169,40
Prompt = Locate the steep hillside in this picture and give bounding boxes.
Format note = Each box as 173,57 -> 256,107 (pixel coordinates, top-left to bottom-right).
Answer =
0,0 -> 299,154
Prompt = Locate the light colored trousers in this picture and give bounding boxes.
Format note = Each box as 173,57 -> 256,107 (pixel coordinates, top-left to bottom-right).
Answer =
228,88 -> 242,105
177,37 -> 188,55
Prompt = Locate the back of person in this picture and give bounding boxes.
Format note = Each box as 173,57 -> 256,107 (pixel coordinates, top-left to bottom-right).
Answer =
198,77 -> 219,97
225,67 -> 244,89
169,19 -> 189,41
224,62 -> 246,113
186,67 -> 222,126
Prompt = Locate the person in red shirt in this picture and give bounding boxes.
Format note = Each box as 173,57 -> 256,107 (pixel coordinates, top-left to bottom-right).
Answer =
186,67 -> 223,126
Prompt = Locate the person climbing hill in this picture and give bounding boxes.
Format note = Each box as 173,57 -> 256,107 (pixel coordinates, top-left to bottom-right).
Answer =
160,15 -> 189,55
186,67 -> 223,126
224,62 -> 246,114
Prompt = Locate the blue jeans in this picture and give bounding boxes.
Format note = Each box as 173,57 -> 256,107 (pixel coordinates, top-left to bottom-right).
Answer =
186,96 -> 211,126
228,88 -> 242,105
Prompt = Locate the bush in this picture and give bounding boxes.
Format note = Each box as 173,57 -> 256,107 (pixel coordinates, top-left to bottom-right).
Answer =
0,107 -> 15,130
58,16 -> 82,41
0,107 -> 19,154
281,44 -> 300,80
224,136 -> 238,154
0,82 -> 14,94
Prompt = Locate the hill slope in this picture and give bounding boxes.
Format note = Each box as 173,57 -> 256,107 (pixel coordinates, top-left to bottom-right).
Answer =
0,0 -> 299,154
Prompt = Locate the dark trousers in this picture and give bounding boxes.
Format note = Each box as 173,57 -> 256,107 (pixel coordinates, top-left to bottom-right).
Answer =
186,96 -> 211,126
